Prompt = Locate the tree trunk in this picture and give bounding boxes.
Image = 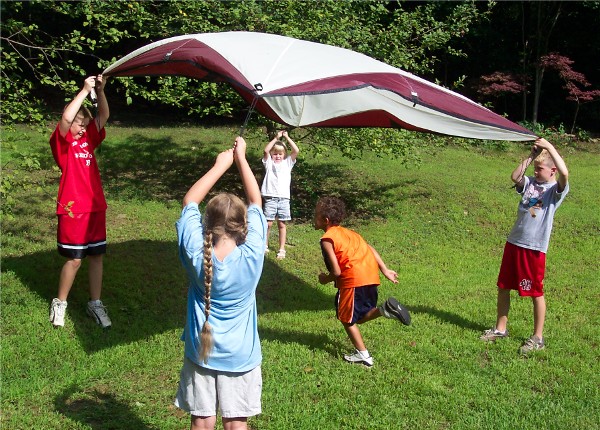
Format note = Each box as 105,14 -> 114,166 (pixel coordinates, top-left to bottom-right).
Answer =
530,1 -> 562,125
570,102 -> 580,134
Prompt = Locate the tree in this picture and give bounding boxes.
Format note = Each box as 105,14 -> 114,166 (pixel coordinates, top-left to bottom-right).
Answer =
1,0 -> 490,157
474,71 -> 529,116
539,53 -> 600,133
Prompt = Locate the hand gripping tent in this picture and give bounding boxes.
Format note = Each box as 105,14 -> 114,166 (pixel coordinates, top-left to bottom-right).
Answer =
103,31 -> 536,141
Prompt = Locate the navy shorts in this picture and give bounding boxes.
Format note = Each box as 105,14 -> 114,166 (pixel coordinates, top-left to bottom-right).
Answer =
335,285 -> 379,324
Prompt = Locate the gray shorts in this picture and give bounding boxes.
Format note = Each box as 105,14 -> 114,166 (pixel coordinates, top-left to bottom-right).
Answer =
174,357 -> 262,418
263,197 -> 291,221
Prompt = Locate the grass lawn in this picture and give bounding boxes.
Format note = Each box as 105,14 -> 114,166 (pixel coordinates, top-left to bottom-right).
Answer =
2,124 -> 599,429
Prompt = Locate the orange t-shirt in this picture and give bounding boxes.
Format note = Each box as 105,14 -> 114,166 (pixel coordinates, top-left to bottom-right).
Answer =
321,226 -> 380,289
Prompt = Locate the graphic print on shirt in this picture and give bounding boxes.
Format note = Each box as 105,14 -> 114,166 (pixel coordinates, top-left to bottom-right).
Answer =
521,182 -> 545,218
519,278 -> 532,291
73,140 -> 93,166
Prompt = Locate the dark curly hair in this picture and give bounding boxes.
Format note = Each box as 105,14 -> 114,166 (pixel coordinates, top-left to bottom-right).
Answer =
315,196 -> 346,226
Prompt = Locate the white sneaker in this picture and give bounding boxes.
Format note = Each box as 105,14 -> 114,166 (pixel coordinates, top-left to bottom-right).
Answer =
87,300 -> 112,328
343,349 -> 374,367
49,298 -> 68,327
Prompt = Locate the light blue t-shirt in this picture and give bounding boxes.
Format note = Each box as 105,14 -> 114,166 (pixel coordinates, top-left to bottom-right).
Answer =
506,176 -> 569,253
176,202 -> 267,372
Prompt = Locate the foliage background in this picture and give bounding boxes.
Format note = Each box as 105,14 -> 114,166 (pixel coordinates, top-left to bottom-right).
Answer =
2,0 -> 599,134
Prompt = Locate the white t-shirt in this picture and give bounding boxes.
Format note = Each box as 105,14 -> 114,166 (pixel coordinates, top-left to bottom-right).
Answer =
260,156 -> 296,199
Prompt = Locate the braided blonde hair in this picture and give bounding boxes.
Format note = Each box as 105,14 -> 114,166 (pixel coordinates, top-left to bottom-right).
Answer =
199,193 -> 248,363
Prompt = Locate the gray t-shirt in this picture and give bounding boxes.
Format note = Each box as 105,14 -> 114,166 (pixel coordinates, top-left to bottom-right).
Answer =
506,176 -> 569,253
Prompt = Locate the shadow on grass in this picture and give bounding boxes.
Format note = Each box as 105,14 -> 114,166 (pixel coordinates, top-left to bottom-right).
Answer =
406,304 -> 488,332
2,241 -> 334,354
98,134 -> 410,222
55,384 -> 156,430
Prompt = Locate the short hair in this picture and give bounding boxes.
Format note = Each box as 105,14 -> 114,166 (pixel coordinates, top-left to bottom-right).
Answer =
316,196 -> 346,226
270,141 -> 288,157
535,149 -> 555,167
63,103 -> 93,120
78,106 -> 93,120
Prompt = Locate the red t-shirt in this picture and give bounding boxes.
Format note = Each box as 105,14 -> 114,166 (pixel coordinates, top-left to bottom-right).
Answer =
50,121 -> 107,215
321,226 -> 381,289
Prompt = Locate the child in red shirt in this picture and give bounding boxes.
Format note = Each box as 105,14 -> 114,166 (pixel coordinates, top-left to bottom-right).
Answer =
49,75 -> 111,329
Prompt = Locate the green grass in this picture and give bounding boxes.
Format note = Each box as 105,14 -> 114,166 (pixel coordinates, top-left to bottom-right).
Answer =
2,124 -> 599,429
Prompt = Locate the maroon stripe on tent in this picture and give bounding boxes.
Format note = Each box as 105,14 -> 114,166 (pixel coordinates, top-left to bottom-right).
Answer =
104,39 -> 255,90
266,73 -> 532,135
237,89 -> 430,130
307,111 -> 429,130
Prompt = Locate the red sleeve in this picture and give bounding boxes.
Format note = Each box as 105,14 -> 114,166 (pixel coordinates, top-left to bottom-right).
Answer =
49,124 -> 67,169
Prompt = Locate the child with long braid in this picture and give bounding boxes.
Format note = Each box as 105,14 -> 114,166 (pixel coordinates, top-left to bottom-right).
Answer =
174,136 -> 267,430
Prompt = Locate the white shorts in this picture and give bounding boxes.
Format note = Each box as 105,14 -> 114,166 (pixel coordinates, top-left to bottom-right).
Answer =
174,357 -> 262,418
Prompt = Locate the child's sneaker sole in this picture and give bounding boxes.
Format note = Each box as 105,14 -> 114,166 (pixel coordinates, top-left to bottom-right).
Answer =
384,297 -> 411,325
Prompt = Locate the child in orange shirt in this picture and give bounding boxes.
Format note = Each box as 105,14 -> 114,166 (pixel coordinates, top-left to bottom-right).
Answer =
314,196 -> 410,367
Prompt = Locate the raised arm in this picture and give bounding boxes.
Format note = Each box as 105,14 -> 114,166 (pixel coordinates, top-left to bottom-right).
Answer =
182,148 -> 234,208
368,245 -> 398,284
263,131 -> 283,161
94,75 -> 110,130
234,136 -> 262,207
534,137 -> 569,191
282,131 -> 300,161
59,76 -> 96,136
511,149 -> 536,187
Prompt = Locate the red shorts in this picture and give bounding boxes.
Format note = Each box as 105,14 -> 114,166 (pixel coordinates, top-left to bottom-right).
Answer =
335,285 -> 378,324
497,242 -> 546,297
57,211 -> 106,259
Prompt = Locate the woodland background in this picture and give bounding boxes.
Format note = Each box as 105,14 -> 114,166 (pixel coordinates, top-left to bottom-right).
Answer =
2,0 -> 599,137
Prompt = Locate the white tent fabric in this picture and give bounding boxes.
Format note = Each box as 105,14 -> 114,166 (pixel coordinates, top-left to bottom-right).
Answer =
104,32 -> 536,141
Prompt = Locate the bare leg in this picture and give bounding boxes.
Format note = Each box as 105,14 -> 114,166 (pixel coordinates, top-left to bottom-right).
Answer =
277,220 -> 286,251
222,417 -> 248,430
57,259 -> 82,301
495,288 -> 511,332
343,323 -> 367,351
88,254 -> 103,301
532,295 -> 546,339
191,415 -> 217,430
356,308 -> 381,324
266,220 -> 273,249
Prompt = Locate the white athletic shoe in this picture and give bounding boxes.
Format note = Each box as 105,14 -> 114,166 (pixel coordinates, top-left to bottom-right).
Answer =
343,349 -> 374,367
49,298 -> 68,327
